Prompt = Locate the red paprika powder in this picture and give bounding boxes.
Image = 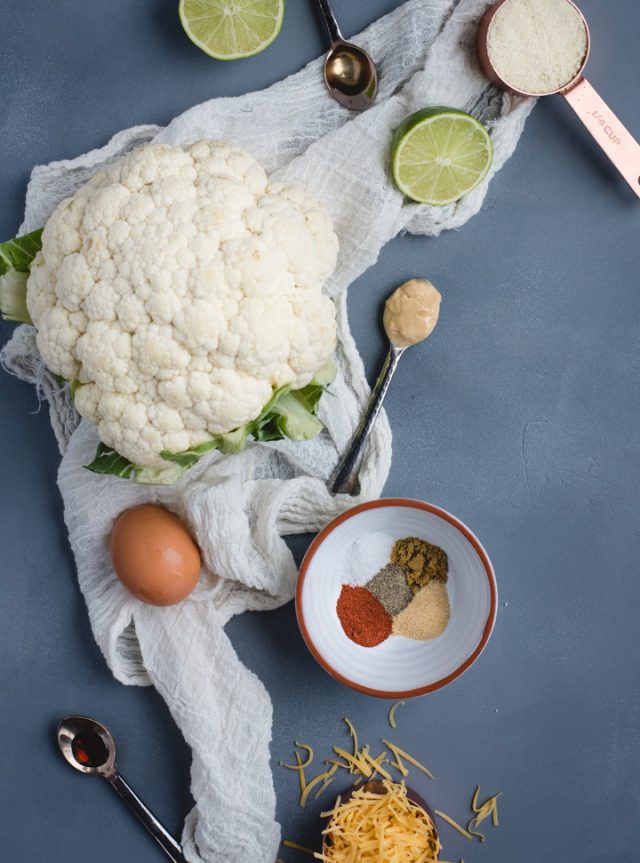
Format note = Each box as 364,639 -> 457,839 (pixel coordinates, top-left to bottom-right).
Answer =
336,585 -> 392,647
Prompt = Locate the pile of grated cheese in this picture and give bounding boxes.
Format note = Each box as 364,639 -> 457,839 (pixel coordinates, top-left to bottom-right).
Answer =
318,780 -> 441,863
280,710 -> 502,862
279,712 -> 434,809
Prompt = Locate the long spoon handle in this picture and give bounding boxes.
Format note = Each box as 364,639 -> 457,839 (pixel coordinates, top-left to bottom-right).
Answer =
105,770 -> 187,863
329,343 -> 405,495
316,0 -> 343,43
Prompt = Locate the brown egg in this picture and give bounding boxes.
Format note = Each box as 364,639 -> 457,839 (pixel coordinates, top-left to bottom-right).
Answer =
110,504 -> 201,606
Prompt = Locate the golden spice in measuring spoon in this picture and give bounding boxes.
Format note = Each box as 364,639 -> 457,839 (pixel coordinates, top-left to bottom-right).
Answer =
329,279 -> 441,495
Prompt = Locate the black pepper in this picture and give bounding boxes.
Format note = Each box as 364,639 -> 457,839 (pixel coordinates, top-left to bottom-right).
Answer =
367,564 -> 413,616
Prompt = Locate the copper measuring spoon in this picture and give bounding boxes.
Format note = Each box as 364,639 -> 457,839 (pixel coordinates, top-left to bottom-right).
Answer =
57,715 -> 187,863
477,0 -> 640,197
315,0 -> 378,111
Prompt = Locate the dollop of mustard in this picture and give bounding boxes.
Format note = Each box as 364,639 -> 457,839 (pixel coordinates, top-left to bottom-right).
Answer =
383,278 -> 441,348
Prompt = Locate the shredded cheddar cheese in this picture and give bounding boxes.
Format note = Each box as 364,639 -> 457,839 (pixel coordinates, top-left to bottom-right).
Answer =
300,765 -> 339,808
388,700 -> 406,728
295,750 -> 307,797
332,745 -> 372,777
280,744 -> 314,801
280,742 -> 313,773
361,749 -> 392,781
315,767 -> 338,800
280,720 -> 436,810
278,717 -> 504,863
317,780 -> 441,863
435,786 -> 503,845
383,739 -> 435,779
343,717 -> 359,771
467,822 -> 486,842
283,839 -> 315,855
434,810 -> 474,840
466,785 -> 502,840
295,742 -> 314,766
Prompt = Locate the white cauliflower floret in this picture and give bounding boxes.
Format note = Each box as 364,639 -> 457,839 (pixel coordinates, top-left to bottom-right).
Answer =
26,141 -> 338,470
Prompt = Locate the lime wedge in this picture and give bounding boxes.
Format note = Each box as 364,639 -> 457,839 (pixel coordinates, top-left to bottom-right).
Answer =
179,0 -> 284,60
391,107 -> 493,206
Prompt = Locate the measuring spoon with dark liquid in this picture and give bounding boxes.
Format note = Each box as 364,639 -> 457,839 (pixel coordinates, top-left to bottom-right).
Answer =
57,715 -> 187,863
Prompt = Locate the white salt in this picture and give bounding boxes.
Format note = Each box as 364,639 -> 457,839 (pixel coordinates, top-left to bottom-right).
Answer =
342,532 -> 394,586
487,0 -> 588,94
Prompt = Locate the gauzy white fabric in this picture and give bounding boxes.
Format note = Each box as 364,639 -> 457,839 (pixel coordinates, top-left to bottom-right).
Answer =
2,2 -> 535,860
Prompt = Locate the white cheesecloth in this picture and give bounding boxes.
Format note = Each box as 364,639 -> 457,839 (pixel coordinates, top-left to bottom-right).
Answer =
1,1 -> 535,860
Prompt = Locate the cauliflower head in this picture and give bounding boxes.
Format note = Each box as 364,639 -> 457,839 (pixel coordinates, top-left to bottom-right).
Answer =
26,141 -> 338,472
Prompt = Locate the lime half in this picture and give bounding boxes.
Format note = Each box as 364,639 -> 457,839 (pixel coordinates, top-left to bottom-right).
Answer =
179,0 -> 284,60
391,107 -> 493,206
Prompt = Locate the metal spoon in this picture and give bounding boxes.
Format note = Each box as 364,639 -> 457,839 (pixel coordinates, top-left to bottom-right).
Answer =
57,715 -> 187,863
316,0 -> 378,111
329,279 -> 441,496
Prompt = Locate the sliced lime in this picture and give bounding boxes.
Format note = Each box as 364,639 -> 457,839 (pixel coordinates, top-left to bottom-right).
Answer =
391,107 -> 493,206
179,0 -> 284,60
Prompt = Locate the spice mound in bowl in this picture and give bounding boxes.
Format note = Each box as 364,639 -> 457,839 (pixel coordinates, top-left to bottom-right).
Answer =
296,498 -> 497,698
335,535 -> 451,648
335,586 -> 392,647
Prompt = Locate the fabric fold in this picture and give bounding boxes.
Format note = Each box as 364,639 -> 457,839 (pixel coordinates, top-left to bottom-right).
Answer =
134,601 -> 280,863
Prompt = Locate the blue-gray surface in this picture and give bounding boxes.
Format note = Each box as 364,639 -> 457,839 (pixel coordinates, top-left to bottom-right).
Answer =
1,1 -> 639,861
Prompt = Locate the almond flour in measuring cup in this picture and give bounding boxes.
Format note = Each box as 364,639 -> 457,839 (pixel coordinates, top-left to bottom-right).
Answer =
487,0 -> 588,94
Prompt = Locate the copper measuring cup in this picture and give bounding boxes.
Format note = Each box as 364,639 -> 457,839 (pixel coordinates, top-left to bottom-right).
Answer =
477,0 -> 640,197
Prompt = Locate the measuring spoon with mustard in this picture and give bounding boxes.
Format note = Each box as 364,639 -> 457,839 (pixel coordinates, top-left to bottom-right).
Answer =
329,279 -> 441,496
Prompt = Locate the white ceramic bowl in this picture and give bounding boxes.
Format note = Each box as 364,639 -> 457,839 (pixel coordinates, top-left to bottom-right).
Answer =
296,499 -> 497,698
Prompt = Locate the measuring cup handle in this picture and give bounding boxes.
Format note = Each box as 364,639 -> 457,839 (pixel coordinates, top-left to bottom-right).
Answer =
562,78 -> 640,198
